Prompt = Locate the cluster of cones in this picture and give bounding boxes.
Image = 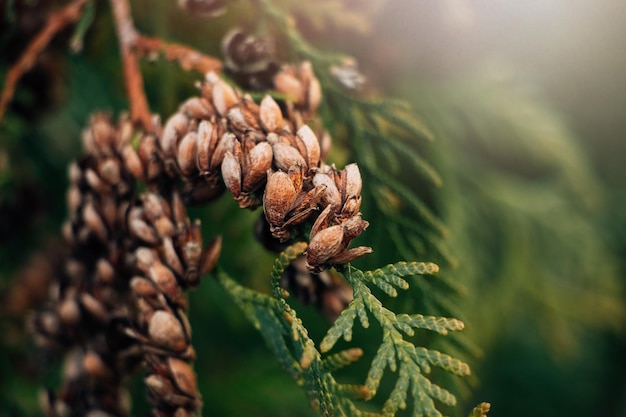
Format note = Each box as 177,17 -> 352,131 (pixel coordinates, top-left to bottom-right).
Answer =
29,41 -> 370,416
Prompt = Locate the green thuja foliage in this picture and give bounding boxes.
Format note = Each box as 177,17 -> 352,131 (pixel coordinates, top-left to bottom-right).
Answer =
219,243 -> 470,416
409,70 -> 625,355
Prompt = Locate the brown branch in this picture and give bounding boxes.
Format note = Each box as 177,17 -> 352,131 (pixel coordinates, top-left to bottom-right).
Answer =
135,35 -> 222,75
109,0 -> 153,132
0,0 -> 88,123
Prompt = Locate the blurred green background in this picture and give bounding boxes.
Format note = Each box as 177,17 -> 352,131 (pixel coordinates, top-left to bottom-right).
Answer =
1,1 -> 625,416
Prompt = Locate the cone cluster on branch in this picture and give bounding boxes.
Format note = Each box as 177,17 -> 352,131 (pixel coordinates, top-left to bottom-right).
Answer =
35,114 -> 142,417
157,70 -> 370,271
29,48 -> 371,416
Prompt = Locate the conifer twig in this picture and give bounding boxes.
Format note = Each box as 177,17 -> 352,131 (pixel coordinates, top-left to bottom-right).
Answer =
109,0 -> 153,132
135,35 -> 222,74
0,0 -> 88,123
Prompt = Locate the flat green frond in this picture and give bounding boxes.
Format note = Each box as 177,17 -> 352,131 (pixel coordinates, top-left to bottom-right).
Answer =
272,242 -> 307,298
320,303 -> 358,352
323,348 -> 364,373
382,365 -> 410,415
365,335 -> 395,396
416,347 -> 471,376
395,313 -> 465,336
417,374 -> 457,407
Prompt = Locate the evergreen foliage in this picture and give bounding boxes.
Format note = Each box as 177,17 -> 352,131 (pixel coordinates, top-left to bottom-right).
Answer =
219,242 -> 470,416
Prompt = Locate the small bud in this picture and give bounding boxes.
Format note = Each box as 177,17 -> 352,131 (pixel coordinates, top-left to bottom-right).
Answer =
122,144 -> 144,181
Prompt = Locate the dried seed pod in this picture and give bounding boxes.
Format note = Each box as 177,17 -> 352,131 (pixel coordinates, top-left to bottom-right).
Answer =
130,276 -> 158,299
96,258 -> 115,285
161,237 -> 185,277
148,262 -> 186,307
242,142 -> 273,192
307,76 -> 322,113
98,158 -> 121,185
162,113 -> 189,159
83,350 -> 112,380
341,215 -> 369,241
313,172 -> 341,209
135,247 -> 156,272
196,120 -> 218,174
180,97 -> 213,120
177,131 -> 199,177
148,310 -> 187,352
342,163 -> 362,201
328,246 -> 372,265
58,297 -> 80,325
100,195 -> 117,229
297,125 -> 320,169
167,357 -> 198,397
128,208 -> 160,245
260,95 -> 284,133
80,293 -> 108,322
274,71 -> 303,104
283,186 -> 326,229
264,170 -> 297,228
85,169 -> 108,194
221,151 -> 242,198
211,78 -> 239,116
211,132 -> 236,171
307,225 -> 345,267
272,142 -> 306,172
310,204 -> 334,238
83,202 -> 108,242
138,134 -> 163,182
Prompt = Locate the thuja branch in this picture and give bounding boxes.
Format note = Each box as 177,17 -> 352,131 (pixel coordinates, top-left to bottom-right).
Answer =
109,0 -> 153,131
0,0 -> 88,122
135,35 -> 222,75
